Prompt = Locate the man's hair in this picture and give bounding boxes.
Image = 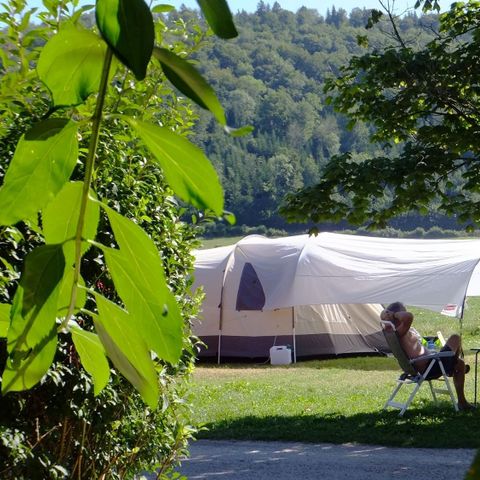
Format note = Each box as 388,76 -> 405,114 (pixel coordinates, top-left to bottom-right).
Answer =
386,301 -> 406,313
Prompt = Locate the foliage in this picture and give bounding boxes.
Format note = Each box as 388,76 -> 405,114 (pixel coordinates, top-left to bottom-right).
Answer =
0,0 -> 239,477
170,4 -> 444,230
281,1 -> 480,231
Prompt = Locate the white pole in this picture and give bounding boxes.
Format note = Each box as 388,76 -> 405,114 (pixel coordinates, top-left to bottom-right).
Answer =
217,284 -> 225,365
217,330 -> 222,365
292,306 -> 297,363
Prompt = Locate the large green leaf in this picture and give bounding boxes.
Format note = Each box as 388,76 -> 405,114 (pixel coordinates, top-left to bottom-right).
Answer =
0,119 -> 78,226
57,268 -> 87,316
0,303 -> 11,337
94,294 -> 159,408
96,0 -> 154,80
37,26 -> 108,107
72,326 -> 110,395
1,333 -> 57,394
2,245 -> 65,393
153,47 -> 226,125
224,125 -> 255,137
101,205 -> 183,364
152,4 -> 174,13
43,182 -> 100,266
124,117 -> 224,214
197,0 -> 237,39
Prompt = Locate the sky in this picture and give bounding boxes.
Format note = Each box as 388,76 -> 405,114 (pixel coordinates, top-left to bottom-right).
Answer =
167,0 -> 453,15
23,0 -> 454,15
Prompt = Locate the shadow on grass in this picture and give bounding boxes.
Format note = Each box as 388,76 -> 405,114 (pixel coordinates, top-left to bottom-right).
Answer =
197,406 -> 480,449
197,355 -> 399,372
292,356 -> 398,372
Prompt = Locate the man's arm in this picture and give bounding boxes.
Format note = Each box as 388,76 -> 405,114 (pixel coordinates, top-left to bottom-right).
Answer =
380,309 -> 413,337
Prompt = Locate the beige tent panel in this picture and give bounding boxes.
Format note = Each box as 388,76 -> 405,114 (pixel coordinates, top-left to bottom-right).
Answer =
193,302 -> 388,359
222,308 -> 293,337
295,304 -> 383,335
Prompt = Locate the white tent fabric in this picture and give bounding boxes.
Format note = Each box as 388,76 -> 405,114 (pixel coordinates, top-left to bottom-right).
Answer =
192,233 -> 480,361
222,233 -> 480,313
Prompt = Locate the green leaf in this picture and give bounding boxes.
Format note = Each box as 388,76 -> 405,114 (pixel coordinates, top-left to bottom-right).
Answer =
1,333 -> 57,394
153,47 -> 226,125
0,119 -> 78,226
71,4 -> 95,24
197,0 -> 238,39
0,303 -> 11,337
223,210 -> 236,225
94,294 -> 159,408
43,182 -> 100,266
72,326 -> 110,395
2,245 -> 65,393
37,26 -> 108,107
96,0 -> 154,80
124,117 -> 224,214
57,268 -> 87,316
101,205 -> 183,364
224,125 -> 254,137
356,35 -> 369,48
152,4 -> 174,13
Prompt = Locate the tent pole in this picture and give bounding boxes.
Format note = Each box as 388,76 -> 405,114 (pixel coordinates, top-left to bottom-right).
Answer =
217,285 -> 225,365
217,269 -> 230,364
217,331 -> 222,365
292,306 -> 297,363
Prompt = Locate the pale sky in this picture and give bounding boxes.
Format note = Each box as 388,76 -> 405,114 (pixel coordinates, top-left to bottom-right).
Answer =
168,0 -> 453,15
23,0 -> 454,15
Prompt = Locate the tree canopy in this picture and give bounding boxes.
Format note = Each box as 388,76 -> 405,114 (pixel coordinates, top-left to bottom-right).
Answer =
170,4 -> 449,231
281,1 -> 480,231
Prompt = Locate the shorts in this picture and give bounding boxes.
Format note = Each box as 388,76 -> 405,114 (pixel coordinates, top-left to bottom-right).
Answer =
424,345 -> 456,379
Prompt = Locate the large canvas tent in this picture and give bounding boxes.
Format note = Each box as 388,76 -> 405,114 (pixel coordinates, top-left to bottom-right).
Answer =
192,233 -> 480,362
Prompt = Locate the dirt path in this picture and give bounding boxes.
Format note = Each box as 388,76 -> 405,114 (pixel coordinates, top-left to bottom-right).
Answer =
171,439 -> 476,480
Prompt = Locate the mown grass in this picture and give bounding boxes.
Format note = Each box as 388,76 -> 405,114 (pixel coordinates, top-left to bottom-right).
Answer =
190,356 -> 480,448
189,301 -> 480,448
200,236 -> 245,249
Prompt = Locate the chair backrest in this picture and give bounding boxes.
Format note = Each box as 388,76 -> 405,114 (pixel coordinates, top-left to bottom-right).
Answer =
381,322 -> 418,376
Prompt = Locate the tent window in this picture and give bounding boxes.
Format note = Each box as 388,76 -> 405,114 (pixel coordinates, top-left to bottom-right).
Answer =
236,262 -> 266,311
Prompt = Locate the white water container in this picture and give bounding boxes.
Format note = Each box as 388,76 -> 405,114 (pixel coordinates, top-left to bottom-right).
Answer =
269,346 -> 292,365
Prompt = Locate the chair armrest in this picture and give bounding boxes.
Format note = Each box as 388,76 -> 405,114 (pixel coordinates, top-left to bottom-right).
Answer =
380,320 -> 396,331
437,331 -> 446,346
410,351 -> 455,364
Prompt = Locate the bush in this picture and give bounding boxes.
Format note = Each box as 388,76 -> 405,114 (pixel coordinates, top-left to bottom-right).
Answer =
0,1 -> 211,477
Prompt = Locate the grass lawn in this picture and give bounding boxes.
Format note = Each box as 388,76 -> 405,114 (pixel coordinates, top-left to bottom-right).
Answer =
200,236 -> 245,249
189,299 -> 480,448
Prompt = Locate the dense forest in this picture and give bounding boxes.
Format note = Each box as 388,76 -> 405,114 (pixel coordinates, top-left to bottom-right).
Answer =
167,3 -> 461,234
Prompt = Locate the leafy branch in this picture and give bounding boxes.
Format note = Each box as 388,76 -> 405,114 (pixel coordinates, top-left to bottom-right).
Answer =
63,48 -> 114,332
0,0 -> 245,408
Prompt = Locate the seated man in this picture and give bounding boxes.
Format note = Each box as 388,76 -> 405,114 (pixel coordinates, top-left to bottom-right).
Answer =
381,301 -> 474,411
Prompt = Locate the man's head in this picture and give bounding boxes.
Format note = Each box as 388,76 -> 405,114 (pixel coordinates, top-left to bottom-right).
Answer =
386,301 -> 406,313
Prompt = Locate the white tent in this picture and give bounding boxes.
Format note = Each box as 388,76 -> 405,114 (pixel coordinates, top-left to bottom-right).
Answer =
192,233 -> 480,362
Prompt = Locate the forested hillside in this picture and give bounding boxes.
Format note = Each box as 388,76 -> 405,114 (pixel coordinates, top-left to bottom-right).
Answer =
169,3 -> 454,233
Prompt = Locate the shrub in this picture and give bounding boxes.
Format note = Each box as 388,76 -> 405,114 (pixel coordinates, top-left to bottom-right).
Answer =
0,0 -> 227,477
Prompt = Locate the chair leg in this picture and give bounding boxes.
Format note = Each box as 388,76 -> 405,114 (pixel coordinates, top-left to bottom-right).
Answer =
384,381 -> 403,410
428,380 -> 438,404
400,381 -> 423,416
385,378 -> 425,416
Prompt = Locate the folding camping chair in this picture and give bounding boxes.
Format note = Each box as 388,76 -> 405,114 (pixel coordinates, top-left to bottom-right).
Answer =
381,321 -> 459,416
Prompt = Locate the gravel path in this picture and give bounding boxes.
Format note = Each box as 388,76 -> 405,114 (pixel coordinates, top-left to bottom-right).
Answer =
169,439 -> 476,480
